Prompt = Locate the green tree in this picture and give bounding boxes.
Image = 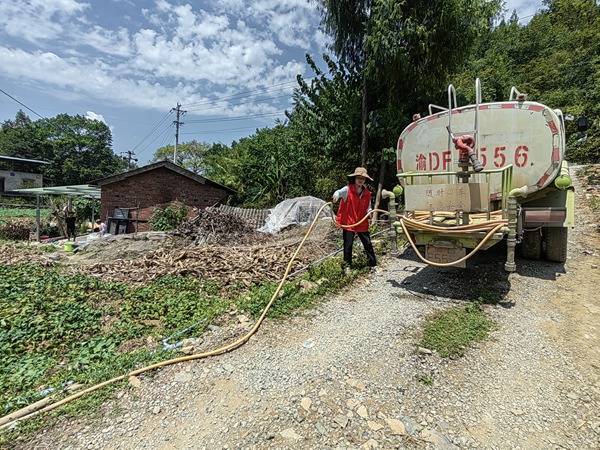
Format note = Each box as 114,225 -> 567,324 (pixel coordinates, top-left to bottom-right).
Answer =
203,142 -> 241,189
1,112 -> 127,184
318,0 -> 500,170
0,111 -> 45,172
151,140 -> 213,173
453,0 -> 599,162
34,114 -> 127,185
287,54 -> 363,198
216,124 -> 312,208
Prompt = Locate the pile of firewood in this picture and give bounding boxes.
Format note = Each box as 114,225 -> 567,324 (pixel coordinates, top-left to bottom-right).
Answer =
170,208 -> 267,245
78,242 -> 323,287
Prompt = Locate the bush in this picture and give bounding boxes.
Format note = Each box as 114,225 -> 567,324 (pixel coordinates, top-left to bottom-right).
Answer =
148,204 -> 188,231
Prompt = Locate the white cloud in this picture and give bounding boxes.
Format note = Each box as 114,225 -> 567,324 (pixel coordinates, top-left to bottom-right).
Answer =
75,26 -> 132,57
0,0 -> 89,42
85,111 -> 105,123
0,0 -> 323,121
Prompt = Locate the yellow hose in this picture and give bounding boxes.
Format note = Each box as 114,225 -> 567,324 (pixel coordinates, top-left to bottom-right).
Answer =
3,201 -> 384,430
397,210 -> 508,267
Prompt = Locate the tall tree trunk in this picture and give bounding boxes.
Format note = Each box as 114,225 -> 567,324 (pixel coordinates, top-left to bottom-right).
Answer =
360,77 -> 369,167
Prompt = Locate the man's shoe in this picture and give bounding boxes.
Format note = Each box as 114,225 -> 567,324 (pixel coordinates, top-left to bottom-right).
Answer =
344,266 -> 352,276
370,266 -> 382,275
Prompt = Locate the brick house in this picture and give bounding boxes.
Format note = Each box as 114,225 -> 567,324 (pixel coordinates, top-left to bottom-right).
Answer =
91,160 -> 235,233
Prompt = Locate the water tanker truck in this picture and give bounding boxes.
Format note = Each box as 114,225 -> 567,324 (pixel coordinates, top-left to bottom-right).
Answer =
393,78 -> 581,271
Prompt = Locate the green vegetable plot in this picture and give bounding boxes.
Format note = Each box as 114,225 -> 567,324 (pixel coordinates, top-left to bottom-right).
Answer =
0,264 -> 230,417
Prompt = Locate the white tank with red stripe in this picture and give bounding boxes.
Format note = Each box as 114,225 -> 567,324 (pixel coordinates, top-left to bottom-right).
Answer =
397,101 -> 566,195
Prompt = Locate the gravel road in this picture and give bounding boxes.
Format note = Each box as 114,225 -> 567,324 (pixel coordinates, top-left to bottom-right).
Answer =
16,168 -> 600,450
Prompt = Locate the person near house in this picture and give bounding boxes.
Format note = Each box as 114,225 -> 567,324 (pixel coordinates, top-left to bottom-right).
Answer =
65,212 -> 76,241
332,167 -> 379,274
99,220 -> 107,237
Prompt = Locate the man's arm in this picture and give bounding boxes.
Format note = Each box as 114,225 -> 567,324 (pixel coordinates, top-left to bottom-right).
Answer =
333,186 -> 348,203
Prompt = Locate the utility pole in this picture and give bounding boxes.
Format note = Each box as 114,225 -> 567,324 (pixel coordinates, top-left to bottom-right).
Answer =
120,150 -> 138,169
171,103 -> 186,164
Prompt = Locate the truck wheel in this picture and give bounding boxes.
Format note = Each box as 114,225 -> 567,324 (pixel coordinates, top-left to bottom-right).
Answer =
545,227 -> 568,263
521,230 -> 542,260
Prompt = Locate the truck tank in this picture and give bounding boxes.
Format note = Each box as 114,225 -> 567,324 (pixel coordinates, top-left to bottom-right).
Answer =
398,102 -> 566,195
394,79 -> 573,271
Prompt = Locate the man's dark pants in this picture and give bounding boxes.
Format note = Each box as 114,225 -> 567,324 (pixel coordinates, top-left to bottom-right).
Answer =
342,229 -> 377,268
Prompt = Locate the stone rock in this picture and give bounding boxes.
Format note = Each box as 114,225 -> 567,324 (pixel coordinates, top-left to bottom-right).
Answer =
367,420 -> 383,431
280,427 -> 302,440
152,406 -> 161,414
180,346 -> 194,355
237,314 -> 250,324
420,428 -> 458,449
357,405 -> 368,419
300,397 -> 312,411
315,422 -> 327,435
347,379 -> 366,391
402,416 -> 421,435
174,372 -> 193,383
385,418 -> 406,435
334,415 -> 349,428
346,398 -> 360,409
182,338 -> 202,347
299,280 -> 319,292
362,439 -> 379,449
128,376 -> 141,388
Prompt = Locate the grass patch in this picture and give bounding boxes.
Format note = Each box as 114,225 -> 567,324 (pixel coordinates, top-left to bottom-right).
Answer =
238,256 -> 359,319
0,207 -> 51,223
416,374 -> 434,385
421,303 -> 494,358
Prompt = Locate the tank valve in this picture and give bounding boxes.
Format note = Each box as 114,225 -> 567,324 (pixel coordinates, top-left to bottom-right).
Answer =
454,135 -> 483,172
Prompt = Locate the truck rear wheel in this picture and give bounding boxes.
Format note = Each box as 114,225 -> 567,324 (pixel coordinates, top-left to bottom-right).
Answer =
522,230 -> 542,260
545,227 -> 568,263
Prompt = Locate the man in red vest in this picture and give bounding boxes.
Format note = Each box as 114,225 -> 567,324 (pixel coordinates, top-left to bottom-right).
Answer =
333,167 -> 378,274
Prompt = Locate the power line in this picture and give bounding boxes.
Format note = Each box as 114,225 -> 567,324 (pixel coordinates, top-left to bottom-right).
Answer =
0,88 -> 45,119
136,124 -> 175,156
131,111 -> 174,154
179,79 -> 303,109
185,93 -> 293,113
185,111 -> 285,124
180,125 -> 270,136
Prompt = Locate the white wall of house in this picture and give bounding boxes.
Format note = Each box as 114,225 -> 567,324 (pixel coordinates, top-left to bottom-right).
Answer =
0,170 -> 43,193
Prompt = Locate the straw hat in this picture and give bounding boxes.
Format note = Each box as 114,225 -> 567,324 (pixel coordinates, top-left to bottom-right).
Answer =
347,167 -> 373,181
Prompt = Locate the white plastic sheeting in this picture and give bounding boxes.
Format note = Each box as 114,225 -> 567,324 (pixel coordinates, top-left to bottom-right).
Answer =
258,196 -> 332,234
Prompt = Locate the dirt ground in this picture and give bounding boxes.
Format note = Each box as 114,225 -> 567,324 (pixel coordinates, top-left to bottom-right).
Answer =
539,165 -> 600,387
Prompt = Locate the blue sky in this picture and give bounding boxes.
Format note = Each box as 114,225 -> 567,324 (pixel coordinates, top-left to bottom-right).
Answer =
0,0 -> 543,166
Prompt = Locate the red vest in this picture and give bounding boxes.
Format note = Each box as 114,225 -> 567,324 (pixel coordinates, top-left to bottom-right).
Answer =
336,184 -> 371,232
